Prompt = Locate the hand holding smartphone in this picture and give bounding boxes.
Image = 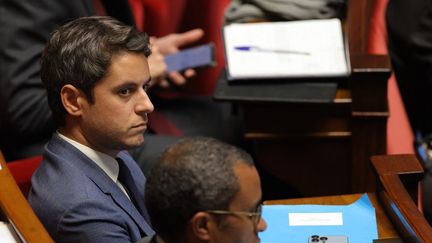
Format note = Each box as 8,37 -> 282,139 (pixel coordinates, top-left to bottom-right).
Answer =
164,43 -> 216,72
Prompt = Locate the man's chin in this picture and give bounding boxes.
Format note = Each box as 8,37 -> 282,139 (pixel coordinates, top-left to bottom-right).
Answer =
129,136 -> 145,148
118,136 -> 145,151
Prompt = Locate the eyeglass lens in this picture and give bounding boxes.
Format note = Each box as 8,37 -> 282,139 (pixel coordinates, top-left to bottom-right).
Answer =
253,204 -> 263,225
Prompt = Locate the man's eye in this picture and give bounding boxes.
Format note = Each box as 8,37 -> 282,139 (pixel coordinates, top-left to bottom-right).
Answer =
119,88 -> 131,96
143,82 -> 152,92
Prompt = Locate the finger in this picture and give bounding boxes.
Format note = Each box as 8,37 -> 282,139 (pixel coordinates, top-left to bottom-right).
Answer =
183,69 -> 196,78
167,72 -> 187,86
175,28 -> 204,47
149,36 -> 157,44
148,59 -> 167,79
148,43 -> 167,78
158,79 -> 170,89
150,45 -> 160,55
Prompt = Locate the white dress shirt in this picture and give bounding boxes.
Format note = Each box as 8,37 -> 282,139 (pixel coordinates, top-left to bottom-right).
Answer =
57,131 -> 131,200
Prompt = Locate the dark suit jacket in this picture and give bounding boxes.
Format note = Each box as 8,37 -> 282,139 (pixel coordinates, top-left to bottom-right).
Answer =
387,0 -> 432,225
0,0 -> 240,166
28,134 -> 154,242
386,0 -> 432,135
0,0 -> 134,160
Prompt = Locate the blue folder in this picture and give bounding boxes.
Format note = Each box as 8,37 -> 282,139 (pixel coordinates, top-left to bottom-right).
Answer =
259,194 -> 378,243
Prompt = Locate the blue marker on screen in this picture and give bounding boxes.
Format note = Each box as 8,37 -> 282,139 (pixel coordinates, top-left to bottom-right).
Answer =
234,45 -> 310,55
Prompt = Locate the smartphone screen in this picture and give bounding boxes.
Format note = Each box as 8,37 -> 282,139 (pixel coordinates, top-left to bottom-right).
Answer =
308,235 -> 348,243
165,43 -> 216,72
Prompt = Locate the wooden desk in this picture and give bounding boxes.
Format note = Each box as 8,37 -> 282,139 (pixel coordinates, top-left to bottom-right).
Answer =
260,154 -> 432,242
214,0 -> 390,197
265,193 -> 399,239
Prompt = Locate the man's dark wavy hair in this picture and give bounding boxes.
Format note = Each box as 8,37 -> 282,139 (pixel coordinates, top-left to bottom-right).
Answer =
40,16 -> 151,126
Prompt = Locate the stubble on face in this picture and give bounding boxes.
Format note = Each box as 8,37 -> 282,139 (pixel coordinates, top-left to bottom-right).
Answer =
77,52 -> 153,156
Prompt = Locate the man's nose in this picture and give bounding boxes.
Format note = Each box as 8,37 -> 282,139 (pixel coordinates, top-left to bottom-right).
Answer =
135,89 -> 154,114
257,217 -> 267,232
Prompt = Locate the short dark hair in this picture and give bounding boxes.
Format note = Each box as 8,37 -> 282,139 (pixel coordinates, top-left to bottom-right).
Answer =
40,16 -> 151,126
145,136 -> 254,241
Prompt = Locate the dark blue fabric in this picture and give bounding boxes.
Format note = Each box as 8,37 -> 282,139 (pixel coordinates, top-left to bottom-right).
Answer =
117,157 -> 152,222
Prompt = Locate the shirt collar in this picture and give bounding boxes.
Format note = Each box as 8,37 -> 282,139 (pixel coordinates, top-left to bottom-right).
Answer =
57,131 -> 120,183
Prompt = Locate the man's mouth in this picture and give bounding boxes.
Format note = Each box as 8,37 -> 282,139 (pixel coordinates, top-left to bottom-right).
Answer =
132,123 -> 147,131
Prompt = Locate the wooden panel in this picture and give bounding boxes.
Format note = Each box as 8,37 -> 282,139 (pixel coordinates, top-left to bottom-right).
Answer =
347,0 -> 375,53
254,138 -> 351,197
350,117 -> 387,192
242,103 -> 351,136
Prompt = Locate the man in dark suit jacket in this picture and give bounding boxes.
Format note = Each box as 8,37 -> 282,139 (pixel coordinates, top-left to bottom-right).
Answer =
0,0 -> 241,174
386,0 -> 432,224
0,0 -> 179,163
28,16 -> 155,242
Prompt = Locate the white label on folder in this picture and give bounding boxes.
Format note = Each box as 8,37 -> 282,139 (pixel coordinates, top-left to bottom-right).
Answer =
288,212 -> 343,226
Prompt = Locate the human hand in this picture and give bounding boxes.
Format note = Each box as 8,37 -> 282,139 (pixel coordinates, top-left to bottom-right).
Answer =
153,29 -> 204,88
147,41 -> 167,85
155,28 -> 204,54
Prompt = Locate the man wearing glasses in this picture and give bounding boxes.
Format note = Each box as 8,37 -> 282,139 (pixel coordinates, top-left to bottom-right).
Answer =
143,136 -> 267,243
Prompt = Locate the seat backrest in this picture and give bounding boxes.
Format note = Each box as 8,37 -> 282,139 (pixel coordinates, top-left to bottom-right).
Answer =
129,0 -> 231,95
0,151 -> 53,242
7,155 -> 42,197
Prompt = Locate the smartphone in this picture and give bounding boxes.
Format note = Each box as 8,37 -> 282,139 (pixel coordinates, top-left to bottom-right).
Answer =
165,42 -> 216,72
308,235 -> 348,243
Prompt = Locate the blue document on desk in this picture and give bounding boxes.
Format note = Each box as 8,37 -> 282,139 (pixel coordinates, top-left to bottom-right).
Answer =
259,194 -> 378,243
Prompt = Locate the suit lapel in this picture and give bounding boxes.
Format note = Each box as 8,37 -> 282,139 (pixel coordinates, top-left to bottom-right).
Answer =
117,153 -> 152,222
84,165 -> 150,235
47,135 -> 153,235
105,181 -> 151,235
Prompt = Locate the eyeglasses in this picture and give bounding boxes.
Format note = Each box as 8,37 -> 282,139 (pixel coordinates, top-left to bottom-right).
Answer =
206,204 -> 263,225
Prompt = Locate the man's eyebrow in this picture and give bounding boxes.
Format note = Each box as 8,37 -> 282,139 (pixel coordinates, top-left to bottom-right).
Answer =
113,77 -> 152,89
112,81 -> 136,89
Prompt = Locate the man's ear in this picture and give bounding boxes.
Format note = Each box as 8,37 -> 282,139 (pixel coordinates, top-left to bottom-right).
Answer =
60,84 -> 85,116
190,212 -> 212,241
